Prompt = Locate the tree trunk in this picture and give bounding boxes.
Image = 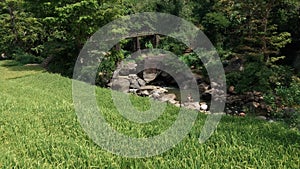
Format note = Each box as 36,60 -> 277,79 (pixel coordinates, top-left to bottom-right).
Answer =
115,42 -> 121,51
42,55 -> 55,69
262,5 -> 272,63
133,36 -> 141,52
153,34 -> 160,48
136,37 -> 140,51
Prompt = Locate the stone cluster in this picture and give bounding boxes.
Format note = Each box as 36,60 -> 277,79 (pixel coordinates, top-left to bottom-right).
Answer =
108,57 -> 273,120
108,59 -> 208,112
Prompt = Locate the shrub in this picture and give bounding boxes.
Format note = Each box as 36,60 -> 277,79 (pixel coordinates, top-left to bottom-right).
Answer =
264,76 -> 300,130
179,53 -> 203,69
12,50 -> 43,65
96,50 -> 125,87
226,61 -> 293,93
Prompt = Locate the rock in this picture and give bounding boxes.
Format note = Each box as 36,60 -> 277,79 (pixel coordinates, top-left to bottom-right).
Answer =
139,90 -> 150,96
260,103 -> 268,110
1,53 -> 8,59
204,88 -> 222,95
117,75 -> 130,79
130,82 -> 140,89
268,119 -> 275,123
211,82 -> 219,88
129,89 -> 138,93
137,78 -> 146,86
174,103 -> 181,107
254,96 -> 261,102
139,85 -> 158,90
204,111 -> 212,115
252,102 -> 260,108
253,91 -> 262,96
199,83 -> 209,93
143,69 -> 160,83
149,91 -> 161,100
228,86 -> 235,94
111,70 -> 119,79
127,74 -> 140,89
256,116 -> 267,120
24,63 -> 40,67
152,88 -> 168,94
186,93 -> 194,102
200,102 -> 208,111
183,102 -> 200,110
128,74 -> 138,80
239,112 -> 246,117
118,69 -> 129,76
137,86 -> 168,98
119,62 -> 137,75
225,109 -> 232,114
159,93 -> 177,102
111,78 -> 130,93
168,99 -> 179,105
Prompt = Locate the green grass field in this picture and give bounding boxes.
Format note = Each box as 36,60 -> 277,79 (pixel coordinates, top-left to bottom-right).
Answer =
0,60 -> 299,168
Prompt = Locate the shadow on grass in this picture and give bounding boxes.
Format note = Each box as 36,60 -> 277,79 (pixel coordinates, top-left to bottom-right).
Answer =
6,74 -> 41,80
1,60 -> 44,72
0,60 -> 45,80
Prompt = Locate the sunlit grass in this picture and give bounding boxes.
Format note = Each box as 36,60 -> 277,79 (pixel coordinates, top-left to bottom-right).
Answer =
0,60 -> 44,80
0,60 -> 299,168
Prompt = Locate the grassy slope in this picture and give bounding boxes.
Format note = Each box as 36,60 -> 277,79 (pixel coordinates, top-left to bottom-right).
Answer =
0,60 -> 299,168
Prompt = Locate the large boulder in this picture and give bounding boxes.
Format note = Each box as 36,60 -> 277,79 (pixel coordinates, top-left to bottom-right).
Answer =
118,62 -> 138,76
128,74 -> 141,89
111,78 -> 130,93
137,78 -> 146,86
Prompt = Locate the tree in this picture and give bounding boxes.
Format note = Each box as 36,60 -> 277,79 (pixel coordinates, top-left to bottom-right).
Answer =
0,0 -> 44,55
233,0 -> 292,63
20,0 -> 130,74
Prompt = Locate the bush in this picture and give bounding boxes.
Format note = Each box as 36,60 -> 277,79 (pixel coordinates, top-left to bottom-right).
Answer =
96,50 -> 125,87
226,62 -> 270,93
179,53 -> 203,69
226,61 -> 293,93
12,50 -> 43,65
264,77 -> 300,130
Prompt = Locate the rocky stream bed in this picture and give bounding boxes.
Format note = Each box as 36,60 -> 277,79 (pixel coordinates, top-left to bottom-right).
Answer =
107,54 -> 275,121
